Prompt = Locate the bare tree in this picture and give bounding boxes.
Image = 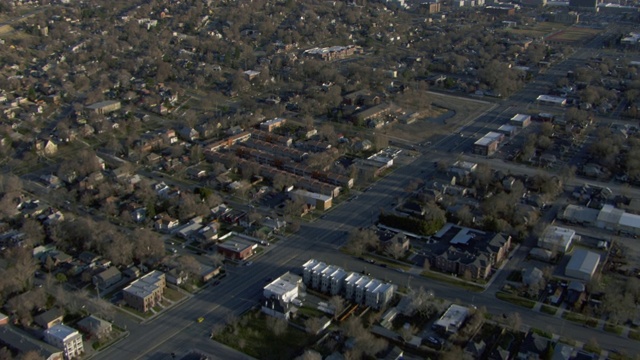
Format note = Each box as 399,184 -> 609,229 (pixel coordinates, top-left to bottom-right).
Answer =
329,295 -> 345,319
266,316 -> 288,336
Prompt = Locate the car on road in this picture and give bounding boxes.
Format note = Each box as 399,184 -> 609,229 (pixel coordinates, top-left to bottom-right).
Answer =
245,261 -> 253,266
197,317 -> 205,323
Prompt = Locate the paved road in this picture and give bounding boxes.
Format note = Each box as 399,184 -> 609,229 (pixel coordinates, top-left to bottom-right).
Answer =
93,26 -> 640,359
94,141 -> 639,359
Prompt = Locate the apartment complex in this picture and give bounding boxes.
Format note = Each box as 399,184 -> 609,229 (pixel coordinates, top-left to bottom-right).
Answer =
122,270 -> 166,313
429,223 -> 511,280
43,324 -> 84,360
302,259 -> 396,309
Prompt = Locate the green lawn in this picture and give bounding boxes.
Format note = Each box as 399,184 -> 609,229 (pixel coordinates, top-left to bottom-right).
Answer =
164,287 -> 186,302
421,271 -> 484,292
495,292 -> 536,309
562,312 -> 587,324
604,323 -> 624,335
629,330 -> 640,341
213,310 -> 317,359
540,305 -> 557,315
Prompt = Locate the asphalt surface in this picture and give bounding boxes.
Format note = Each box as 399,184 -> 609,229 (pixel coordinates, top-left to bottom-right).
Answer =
93,25 -> 640,360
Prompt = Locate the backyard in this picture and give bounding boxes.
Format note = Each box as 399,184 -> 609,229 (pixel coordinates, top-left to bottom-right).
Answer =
212,310 -> 318,360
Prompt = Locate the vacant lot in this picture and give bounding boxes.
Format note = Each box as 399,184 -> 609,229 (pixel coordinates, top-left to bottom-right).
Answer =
386,92 -> 495,143
546,27 -> 601,44
505,22 -> 570,39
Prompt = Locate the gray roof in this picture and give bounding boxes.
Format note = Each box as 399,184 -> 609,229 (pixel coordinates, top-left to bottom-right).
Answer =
566,249 -> 600,276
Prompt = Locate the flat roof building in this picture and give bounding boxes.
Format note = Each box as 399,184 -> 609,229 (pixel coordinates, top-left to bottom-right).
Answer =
216,232 -> 258,260
536,95 -> 567,106
263,272 -> 302,304
538,226 -> 576,254
303,259 -> 396,309
44,324 -> 84,360
85,100 -> 121,115
473,132 -> 503,156
290,189 -> 332,211
122,270 -> 166,313
565,249 -> 600,281
0,325 -> 63,360
510,114 -> 532,127
433,304 -> 469,334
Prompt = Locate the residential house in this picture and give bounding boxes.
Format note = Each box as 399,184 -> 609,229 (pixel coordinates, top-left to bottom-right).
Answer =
34,308 -> 64,329
76,315 -> 112,340
92,267 -> 122,290
517,332 -> 549,360
166,268 -> 189,285
43,324 -> 84,360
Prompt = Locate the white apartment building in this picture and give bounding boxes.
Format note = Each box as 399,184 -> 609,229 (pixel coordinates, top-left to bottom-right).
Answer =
263,272 -> 301,304
44,324 -> 84,360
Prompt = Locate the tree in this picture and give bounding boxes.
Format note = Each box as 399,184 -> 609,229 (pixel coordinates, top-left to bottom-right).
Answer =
177,255 -> 201,277
132,228 -> 165,262
21,218 -> 45,247
304,316 -> 325,335
328,295 -> 345,319
294,350 -> 322,360
406,287 -> 436,317
265,316 -> 288,336
345,228 -> 378,256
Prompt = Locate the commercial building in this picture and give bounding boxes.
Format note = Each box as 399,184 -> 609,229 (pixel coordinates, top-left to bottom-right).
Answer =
433,304 -> 470,334
565,249 -> 600,281
44,324 -> 84,360
303,45 -> 359,61
263,272 -> 302,304
216,232 -> 258,260
122,270 -> 166,313
259,117 -> 287,132
510,114 -> 531,128
536,95 -> 567,106
85,100 -> 121,115
473,132 -> 503,156
289,189 -> 332,211
561,204 -> 640,236
538,226 -> 577,254
569,0 -> 597,11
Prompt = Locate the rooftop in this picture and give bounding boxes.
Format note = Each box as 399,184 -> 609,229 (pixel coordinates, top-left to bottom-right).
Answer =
217,233 -> 258,253
474,131 -> 502,146
45,324 -> 81,341
434,304 -> 469,331
511,113 -> 531,122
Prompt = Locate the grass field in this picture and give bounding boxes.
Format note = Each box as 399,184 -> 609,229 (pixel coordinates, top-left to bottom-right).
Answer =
495,291 -> 536,309
504,22 -> 569,39
212,310 -> 317,360
546,27 -> 601,43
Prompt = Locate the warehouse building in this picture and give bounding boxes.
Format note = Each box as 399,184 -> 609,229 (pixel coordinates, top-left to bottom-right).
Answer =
565,249 -> 600,281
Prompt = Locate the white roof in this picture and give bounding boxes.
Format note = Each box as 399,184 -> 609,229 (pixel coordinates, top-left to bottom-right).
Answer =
435,304 -> 469,330
511,113 -> 530,122
474,132 -> 502,146
618,212 -> 640,229
264,273 -> 300,296
536,95 -> 566,104
498,124 -> 517,132
45,324 -> 80,341
541,226 -> 575,246
290,188 -> 332,202
597,204 -> 624,225
566,249 -> 600,276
